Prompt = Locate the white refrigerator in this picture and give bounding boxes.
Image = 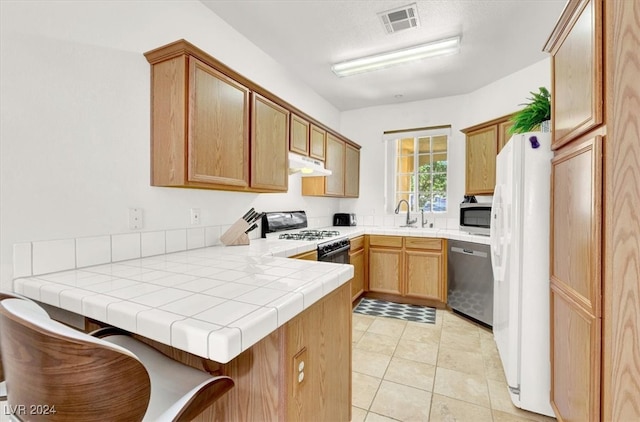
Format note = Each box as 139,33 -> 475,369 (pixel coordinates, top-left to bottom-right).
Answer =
490,132 -> 554,417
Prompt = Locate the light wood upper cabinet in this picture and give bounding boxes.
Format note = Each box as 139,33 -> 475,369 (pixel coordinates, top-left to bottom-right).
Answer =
309,124 -> 326,161
345,143 -> 360,197
251,94 -> 289,191
145,40 -> 360,194
544,0 -> 603,150
290,113 -> 310,156
497,120 -> 514,153
147,53 -> 250,189
464,124 -> 497,195
462,113 -> 515,196
301,133 -> 361,198
325,134 -> 346,196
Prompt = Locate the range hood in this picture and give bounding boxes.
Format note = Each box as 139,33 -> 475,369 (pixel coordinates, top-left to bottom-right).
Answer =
288,152 -> 332,177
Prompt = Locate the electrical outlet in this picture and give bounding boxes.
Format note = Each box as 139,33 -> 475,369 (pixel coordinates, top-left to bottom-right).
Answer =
292,347 -> 308,395
190,208 -> 201,225
129,208 -> 143,230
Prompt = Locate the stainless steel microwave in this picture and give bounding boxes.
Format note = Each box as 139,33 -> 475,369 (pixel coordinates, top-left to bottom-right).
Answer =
459,203 -> 492,236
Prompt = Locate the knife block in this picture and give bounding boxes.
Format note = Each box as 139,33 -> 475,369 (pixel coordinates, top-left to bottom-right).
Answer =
220,218 -> 251,246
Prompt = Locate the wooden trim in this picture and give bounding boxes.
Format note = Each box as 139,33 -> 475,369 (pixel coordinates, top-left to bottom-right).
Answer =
383,124 -> 452,135
543,0 -> 590,53
602,0 -> 640,419
350,235 -> 365,251
460,113 -> 515,134
369,235 -> 403,248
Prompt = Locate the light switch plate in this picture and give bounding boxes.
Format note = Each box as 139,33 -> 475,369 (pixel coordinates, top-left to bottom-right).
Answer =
129,208 -> 143,230
190,208 -> 201,225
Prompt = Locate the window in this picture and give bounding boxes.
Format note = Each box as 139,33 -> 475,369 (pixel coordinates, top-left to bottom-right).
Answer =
386,127 -> 449,213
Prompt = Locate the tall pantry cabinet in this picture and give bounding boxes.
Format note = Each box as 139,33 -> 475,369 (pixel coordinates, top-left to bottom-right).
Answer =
544,0 -> 640,421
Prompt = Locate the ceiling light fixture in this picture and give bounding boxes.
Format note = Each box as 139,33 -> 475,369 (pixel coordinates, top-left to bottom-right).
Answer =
331,36 -> 460,77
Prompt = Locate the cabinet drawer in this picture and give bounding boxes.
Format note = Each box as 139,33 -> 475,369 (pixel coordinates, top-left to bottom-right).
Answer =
368,235 -> 402,248
350,235 -> 364,251
405,237 -> 442,251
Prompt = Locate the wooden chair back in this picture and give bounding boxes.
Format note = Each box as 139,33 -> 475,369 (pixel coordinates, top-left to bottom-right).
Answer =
0,299 -> 151,421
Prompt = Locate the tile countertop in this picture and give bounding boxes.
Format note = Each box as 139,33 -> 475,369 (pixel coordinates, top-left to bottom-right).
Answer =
14,245 -> 353,364
13,227 -> 487,364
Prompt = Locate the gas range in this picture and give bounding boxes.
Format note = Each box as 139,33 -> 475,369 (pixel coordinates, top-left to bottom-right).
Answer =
261,211 -> 350,264
278,229 -> 341,241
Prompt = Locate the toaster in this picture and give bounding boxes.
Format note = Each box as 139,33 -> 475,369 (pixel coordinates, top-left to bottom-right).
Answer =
333,213 -> 357,226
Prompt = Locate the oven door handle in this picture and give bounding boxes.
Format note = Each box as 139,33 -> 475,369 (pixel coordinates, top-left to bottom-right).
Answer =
318,245 -> 350,260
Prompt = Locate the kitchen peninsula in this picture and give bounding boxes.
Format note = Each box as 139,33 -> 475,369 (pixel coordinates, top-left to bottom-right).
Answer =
14,241 -> 354,421
13,225 -> 488,420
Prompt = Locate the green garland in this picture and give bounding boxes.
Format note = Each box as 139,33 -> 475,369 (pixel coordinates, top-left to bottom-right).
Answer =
509,87 -> 551,134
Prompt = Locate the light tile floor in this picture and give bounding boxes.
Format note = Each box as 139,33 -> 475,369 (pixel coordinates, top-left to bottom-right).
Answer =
351,309 -> 557,422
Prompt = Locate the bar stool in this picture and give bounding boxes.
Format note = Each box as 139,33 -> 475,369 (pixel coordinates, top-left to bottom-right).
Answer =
0,291 -> 49,401
0,298 -> 234,421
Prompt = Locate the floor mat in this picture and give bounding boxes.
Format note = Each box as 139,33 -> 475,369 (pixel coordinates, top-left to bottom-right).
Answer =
353,298 -> 436,324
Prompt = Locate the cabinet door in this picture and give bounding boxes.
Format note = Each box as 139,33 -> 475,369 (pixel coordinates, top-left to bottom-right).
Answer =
344,144 -> 360,198
546,0 -> 603,149
368,247 -> 402,295
497,119 -> 514,153
551,136 -> 602,316
405,250 -> 442,301
251,94 -> 289,191
324,134 -> 345,196
551,286 -> 601,422
349,248 -> 365,302
188,57 -> 250,187
465,125 -> 497,195
290,114 -> 310,155
550,135 -> 602,420
309,124 -> 326,161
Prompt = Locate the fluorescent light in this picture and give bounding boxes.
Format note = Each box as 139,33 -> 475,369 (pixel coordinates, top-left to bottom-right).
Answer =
331,36 -> 460,77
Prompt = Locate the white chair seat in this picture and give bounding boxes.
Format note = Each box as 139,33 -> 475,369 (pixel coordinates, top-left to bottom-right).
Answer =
103,335 -> 226,421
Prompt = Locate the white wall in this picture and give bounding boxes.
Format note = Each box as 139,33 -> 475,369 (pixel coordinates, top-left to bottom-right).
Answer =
0,0 -> 341,289
339,58 -> 551,226
0,0 -> 552,289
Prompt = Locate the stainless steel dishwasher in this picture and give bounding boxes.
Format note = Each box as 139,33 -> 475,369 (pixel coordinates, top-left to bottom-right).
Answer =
447,239 -> 494,327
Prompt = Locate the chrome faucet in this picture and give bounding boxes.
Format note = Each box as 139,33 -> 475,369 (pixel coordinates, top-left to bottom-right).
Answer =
394,199 -> 417,227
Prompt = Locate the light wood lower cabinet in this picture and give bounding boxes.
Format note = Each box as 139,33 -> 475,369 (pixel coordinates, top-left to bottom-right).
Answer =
292,249 -> 317,261
367,235 -> 446,305
349,236 -> 365,302
369,246 -> 403,296
115,282 -> 352,421
551,284 -> 601,422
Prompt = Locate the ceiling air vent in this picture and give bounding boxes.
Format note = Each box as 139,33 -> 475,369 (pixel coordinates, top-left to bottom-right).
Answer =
378,3 -> 420,34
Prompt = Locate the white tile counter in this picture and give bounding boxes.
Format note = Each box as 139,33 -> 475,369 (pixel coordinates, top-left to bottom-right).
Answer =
12,225 -> 486,364
14,244 -> 353,364
333,226 -> 490,245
